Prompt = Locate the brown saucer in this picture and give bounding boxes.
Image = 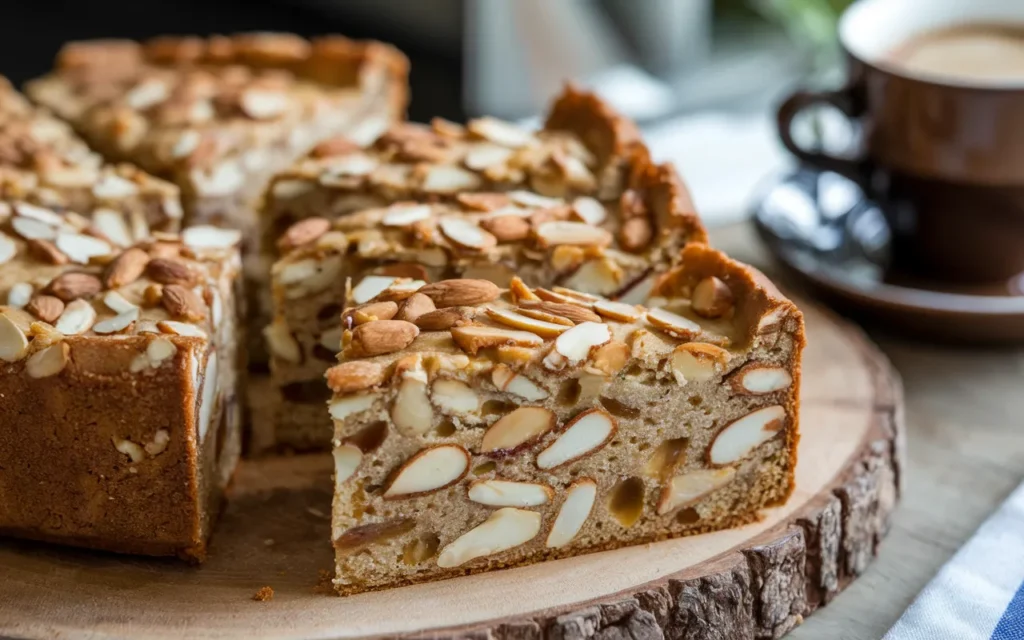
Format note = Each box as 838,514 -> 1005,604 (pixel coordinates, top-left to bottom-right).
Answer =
753,168 -> 1024,343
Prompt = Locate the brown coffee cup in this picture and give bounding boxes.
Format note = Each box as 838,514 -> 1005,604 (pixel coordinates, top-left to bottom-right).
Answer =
777,0 -> 1024,282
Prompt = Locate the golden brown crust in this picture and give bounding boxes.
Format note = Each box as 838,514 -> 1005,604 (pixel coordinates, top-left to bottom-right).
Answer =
543,83 -> 645,166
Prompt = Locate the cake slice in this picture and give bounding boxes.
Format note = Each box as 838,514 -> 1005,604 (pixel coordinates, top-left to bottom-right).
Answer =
261,154 -> 706,451
0,171 -> 242,559
26,33 -> 408,234
325,243 -> 804,595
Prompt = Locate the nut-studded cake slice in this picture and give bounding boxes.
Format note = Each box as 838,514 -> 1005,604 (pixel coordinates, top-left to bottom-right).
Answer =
0,174 -> 242,559
261,85 -> 646,253
261,154 -> 706,452
325,243 -> 804,595
26,33 -> 408,234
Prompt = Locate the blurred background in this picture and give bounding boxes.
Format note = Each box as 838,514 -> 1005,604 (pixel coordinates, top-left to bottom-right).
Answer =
2,0 -> 855,226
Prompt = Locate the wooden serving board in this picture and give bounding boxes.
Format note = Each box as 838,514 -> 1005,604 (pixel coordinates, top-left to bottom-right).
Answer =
0,302 -> 903,640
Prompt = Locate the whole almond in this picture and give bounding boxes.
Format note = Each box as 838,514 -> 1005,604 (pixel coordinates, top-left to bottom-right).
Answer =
277,217 -> 330,252
27,239 -> 69,265
480,215 -> 531,242
619,217 -> 653,253
395,292 -> 435,323
519,300 -> 600,324
104,247 -> 150,289
147,258 -> 196,286
415,308 -> 473,331
348,320 -> 419,357
26,295 -> 65,324
325,361 -> 386,394
418,279 -> 500,308
48,272 -> 102,302
342,301 -> 399,326
161,284 -> 207,322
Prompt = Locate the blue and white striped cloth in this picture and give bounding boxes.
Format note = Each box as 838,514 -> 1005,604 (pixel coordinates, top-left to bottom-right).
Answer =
886,482 -> 1024,640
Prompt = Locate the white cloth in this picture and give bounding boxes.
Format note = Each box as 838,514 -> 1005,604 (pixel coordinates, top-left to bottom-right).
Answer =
885,482 -> 1024,640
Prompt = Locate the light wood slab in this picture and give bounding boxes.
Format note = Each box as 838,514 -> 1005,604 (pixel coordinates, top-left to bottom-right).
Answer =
0,301 -> 903,640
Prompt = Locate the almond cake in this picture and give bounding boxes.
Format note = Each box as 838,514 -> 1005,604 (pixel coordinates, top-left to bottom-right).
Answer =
324,243 -> 805,595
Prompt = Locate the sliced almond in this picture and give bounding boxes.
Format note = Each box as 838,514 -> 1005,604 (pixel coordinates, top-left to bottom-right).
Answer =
536,408 -> 616,470
730,364 -> 793,395
103,290 -> 137,314
430,379 -> 480,415
328,393 -> 377,421
571,196 -> 607,226
92,208 -> 133,247
692,277 -> 734,319
420,165 -> 482,193
384,444 -> 470,499
343,301 -> 399,326
437,508 -> 541,568
467,117 -> 533,148
157,320 -> 206,338
490,364 -> 548,401
451,325 -> 543,355
326,361 -> 385,394
0,313 -> 29,362
439,218 -> 497,251
485,307 -> 570,338
92,308 -> 139,334
543,321 -> 611,371
562,258 -> 624,297
670,343 -> 730,385
240,88 -> 290,119
351,275 -> 398,305
348,320 -> 419,357
469,479 -> 553,507
657,467 -> 736,515
48,297 -> 93,335
0,233 -> 16,265
277,217 -> 330,251
14,202 -> 63,225
646,308 -> 702,340
519,300 -> 600,325
709,405 -> 786,466
419,279 -> 500,308
593,299 -> 643,323
479,215 -> 531,242
546,479 -> 598,548
481,406 -> 556,455
508,276 -> 540,303
264,320 -> 301,364
464,143 -> 515,170
508,190 -> 561,208
535,287 -> 593,308
25,342 -> 69,378
516,307 -> 575,327
535,221 -> 613,248
7,283 -> 32,309
392,377 -> 434,436
181,226 -> 241,251
382,204 -> 432,227
372,279 -> 426,303
56,233 -> 112,264
12,216 -> 57,241
334,444 -> 363,489
589,340 -> 630,376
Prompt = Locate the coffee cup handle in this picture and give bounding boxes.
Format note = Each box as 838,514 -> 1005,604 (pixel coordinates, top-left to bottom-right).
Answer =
777,87 -> 867,179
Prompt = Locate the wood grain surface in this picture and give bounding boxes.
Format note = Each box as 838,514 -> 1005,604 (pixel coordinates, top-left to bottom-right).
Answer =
0,292 -> 902,640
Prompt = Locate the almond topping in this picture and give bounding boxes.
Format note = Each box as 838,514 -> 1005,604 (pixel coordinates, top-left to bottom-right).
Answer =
730,364 -> 793,395
546,479 -> 598,548
382,204 -> 432,227
516,307 -> 575,327
451,325 -> 543,355
48,272 -> 102,302
351,275 -> 398,305
485,307 -> 570,338
54,299 -> 96,335
104,248 -> 150,289
491,364 -> 549,401
692,277 -> 735,319
419,279 -> 501,308
343,301 -> 399,326
25,342 -> 69,378
56,233 -> 112,264
92,308 -> 139,334
571,197 -> 607,226
468,479 -> 553,507
157,320 -> 206,338
161,284 -> 206,322
590,340 -> 630,376
348,320 -> 419,357
480,215 -> 531,242
508,276 -> 540,303
147,258 -> 196,286
181,225 -> 241,251
593,299 -> 642,322
456,193 -> 511,212
481,407 -> 557,455
395,293 -> 436,324
277,217 -> 330,251
416,307 -> 474,332
420,165 -> 482,193
0,233 -> 18,265
619,217 -> 653,252
437,508 -> 541,568
27,239 -> 68,266
543,321 -> 611,370
439,217 -> 497,251
326,361 -> 385,394
334,444 -> 363,489
25,295 -> 64,324
0,313 -> 28,362
519,300 -> 601,324
463,143 -> 515,170
536,408 -> 616,470
467,117 -> 533,147
657,468 -> 737,515
535,221 -> 613,248
646,307 -> 702,340
384,444 -> 470,499
708,405 -> 786,465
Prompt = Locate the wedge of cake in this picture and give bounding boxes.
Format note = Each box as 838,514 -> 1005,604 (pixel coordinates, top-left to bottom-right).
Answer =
324,243 -> 804,595
26,33 -> 408,234
0,171 -> 242,559
262,153 -> 707,451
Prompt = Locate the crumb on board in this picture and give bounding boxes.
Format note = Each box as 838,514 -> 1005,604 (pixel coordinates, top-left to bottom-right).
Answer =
253,586 -> 274,602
